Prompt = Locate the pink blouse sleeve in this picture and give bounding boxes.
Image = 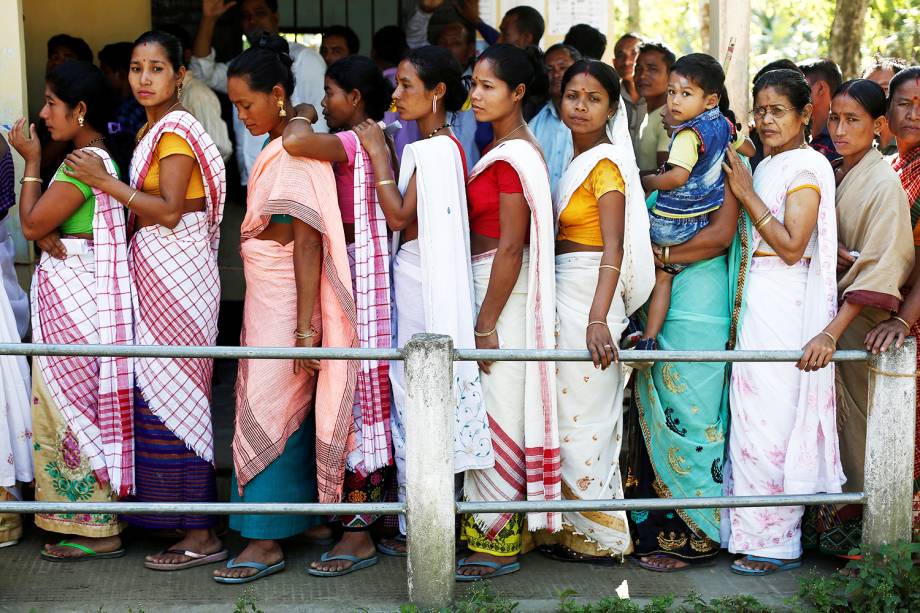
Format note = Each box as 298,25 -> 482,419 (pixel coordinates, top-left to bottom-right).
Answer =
335,130 -> 359,169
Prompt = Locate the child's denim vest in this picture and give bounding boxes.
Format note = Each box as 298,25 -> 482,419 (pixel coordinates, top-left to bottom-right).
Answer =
654,108 -> 734,218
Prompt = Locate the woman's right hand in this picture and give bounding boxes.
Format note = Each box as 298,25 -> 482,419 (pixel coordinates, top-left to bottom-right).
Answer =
722,146 -> 755,204
475,330 -> 499,375
587,322 -> 618,370
293,335 -> 322,377
36,232 -> 66,260
837,243 -> 856,272
865,318 -> 911,354
8,119 -> 39,163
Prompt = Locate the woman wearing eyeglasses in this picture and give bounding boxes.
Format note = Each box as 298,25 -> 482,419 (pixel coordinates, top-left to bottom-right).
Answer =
720,69 -> 844,576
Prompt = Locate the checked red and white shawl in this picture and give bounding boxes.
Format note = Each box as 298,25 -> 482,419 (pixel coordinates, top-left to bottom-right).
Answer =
341,131 -> 393,475
466,140 -> 561,533
128,110 -> 225,463
32,148 -> 134,496
893,145 -> 920,228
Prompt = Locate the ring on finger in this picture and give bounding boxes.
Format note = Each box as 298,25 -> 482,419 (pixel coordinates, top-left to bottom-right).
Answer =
603,344 -> 613,349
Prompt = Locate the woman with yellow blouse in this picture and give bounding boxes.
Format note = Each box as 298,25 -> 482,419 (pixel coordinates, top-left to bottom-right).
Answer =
535,60 -> 654,562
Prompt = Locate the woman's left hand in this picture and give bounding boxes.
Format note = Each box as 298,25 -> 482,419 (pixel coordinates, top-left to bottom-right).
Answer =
62,149 -> 110,189
587,322 -> 618,370
293,334 -> 322,377
797,332 -> 835,371
722,146 -> 754,202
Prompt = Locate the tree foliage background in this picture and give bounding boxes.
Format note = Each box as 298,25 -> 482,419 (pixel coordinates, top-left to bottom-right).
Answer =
616,0 -> 918,77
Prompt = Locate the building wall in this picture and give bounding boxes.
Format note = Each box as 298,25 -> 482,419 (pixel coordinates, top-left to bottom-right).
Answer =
23,0 -> 152,117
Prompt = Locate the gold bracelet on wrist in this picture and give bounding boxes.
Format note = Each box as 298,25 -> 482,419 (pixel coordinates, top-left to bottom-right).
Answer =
376,179 -> 396,187
819,330 -> 838,345
126,189 -> 139,206
892,315 -> 912,331
473,327 -> 496,337
753,210 -> 772,230
662,246 -> 670,266
20,176 -> 41,184
599,264 -> 621,273
288,116 -> 312,125
587,320 -> 608,328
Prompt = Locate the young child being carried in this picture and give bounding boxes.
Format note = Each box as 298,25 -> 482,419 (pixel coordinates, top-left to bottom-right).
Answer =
636,53 -> 753,352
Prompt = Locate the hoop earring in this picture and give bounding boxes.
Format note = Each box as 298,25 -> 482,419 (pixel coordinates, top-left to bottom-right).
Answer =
278,99 -> 287,118
78,115 -> 84,127
432,95 -> 438,114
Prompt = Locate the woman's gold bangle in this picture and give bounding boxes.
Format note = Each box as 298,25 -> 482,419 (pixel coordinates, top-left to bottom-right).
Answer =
294,328 -> 317,339
473,327 -> 496,337
288,116 -> 312,125
662,246 -> 670,265
892,315 -> 912,331
753,210 -> 772,230
376,179 -> 396,187
126,189 -> 139,206
599,264 -> 620,273
20,176 -> 41,184
587,320 -> 608,328
819,330 -> 837,345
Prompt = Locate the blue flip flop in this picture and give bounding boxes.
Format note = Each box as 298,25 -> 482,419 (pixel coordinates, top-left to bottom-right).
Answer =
213,558 -> 286,584
377,535 -> 407,557
730,555 -> 802,576
455,557 -> 521,582
307,551 -> 379,577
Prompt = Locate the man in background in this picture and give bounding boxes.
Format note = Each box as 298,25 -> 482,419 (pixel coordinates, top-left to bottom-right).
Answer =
321,25 -> 360,66
799,57 -> 843,163
613,32 -> 645,141
191,0 -> 326,184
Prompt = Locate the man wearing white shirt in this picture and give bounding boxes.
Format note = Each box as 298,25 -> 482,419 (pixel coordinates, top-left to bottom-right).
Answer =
191,0 -> 327,184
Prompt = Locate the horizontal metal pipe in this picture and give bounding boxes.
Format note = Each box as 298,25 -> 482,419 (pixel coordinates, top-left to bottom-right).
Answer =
0,501 -> 405,516
0,343 -> 869,364
454,349 -> 869,363
0,493 -> 864,516
456,492 -> 866,513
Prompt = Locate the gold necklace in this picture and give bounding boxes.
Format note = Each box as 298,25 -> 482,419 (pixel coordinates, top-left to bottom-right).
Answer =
493,122 -> 527,147
137,100 -> 182,143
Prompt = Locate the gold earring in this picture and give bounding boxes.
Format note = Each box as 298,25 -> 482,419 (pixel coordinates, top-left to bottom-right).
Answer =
432,95 -> 438,114
278,99 -> 287,118
78,115 -> 84,127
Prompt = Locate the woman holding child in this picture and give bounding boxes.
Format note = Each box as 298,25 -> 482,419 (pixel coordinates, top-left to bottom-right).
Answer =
721,68 -> 844,575
625,54 -> 745,572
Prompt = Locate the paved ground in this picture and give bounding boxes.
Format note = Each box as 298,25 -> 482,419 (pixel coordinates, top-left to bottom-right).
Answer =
0,526 -> 839,613
0,362 -> 842,612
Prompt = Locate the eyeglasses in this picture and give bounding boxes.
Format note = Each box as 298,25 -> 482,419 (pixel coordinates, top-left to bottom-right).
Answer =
751,105 -> 795,120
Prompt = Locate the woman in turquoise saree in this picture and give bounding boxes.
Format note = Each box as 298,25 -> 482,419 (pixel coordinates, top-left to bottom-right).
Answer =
625,186 -> 747,572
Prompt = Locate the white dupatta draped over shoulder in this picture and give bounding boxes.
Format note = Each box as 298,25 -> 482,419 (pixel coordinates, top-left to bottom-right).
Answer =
394,135 -> 494,473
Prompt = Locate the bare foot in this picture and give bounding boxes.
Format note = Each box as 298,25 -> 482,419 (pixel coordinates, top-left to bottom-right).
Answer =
639,554 -> 689,571
43,535 -> 122,559
213,540 -> 282,580
309,531 -> 376,573
733,555 -> 796,572
145,528 -> 223,566
457,551 -> 517,578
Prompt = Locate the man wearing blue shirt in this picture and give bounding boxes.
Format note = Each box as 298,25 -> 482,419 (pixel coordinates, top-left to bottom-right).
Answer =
529,44 -> 582,194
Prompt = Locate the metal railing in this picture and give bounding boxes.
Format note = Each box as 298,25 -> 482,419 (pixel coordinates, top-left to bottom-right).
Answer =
0,335 -> 915,608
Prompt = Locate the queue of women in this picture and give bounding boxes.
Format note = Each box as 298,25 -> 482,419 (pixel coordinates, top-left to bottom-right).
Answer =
0,27 -> 919,585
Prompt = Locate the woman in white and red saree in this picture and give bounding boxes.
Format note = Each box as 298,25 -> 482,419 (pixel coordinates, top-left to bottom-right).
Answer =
65,31 -> 227,571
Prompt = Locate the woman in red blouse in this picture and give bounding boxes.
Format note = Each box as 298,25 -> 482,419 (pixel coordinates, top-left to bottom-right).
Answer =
459,44 -> 560,581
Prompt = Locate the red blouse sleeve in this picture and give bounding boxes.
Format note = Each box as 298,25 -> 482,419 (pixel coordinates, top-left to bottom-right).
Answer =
494,161 -> 524,194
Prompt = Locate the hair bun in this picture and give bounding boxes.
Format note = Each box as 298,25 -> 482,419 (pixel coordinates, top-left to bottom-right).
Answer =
257,32 -> 293,69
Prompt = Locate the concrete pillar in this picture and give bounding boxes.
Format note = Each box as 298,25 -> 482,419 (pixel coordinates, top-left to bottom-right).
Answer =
863,337 -> 917,546
708,0 -> 751,129
404,333 -> 455,608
